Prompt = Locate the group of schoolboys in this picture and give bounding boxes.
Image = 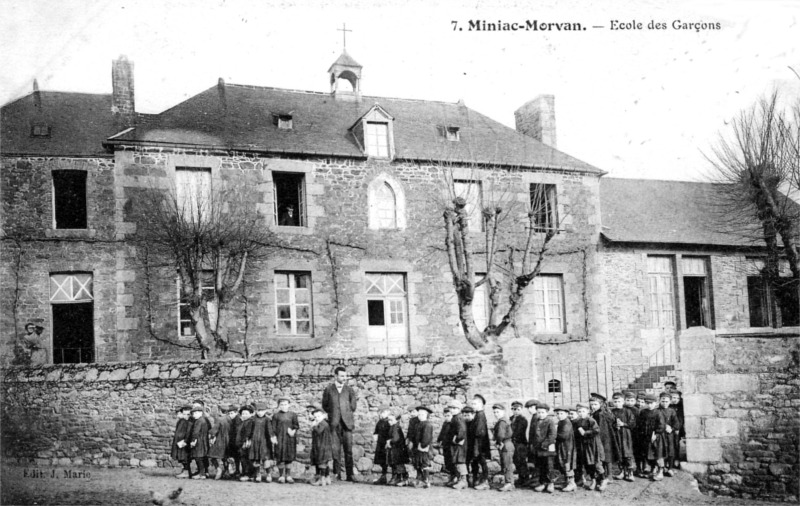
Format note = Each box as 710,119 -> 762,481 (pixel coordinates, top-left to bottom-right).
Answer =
370,386 -> 684,493
170,397 -> 334,486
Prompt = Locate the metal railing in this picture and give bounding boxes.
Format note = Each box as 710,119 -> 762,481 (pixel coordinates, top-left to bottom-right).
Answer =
540,355 -> 612,408
611,338 -> 679,394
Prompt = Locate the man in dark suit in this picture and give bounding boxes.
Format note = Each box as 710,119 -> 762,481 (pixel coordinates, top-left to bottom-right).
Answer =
322,366 -> 358,481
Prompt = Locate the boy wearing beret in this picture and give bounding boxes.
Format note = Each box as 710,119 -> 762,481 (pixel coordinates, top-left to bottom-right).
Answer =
189,405 -> 211,479
172,405 -> 192,479
637,394 -> 666,481
492,403 -> 515,492
237,405 -> 255,481
372,406 -> 392,485
272,397 -> 300,484
525,399 -> 541,486
226,405 -> 242,479
657,392 -> 680,477
589,393 -> 615,491
554,406 -> 577,492
574,402 -> 605,491
671,391 -> 684,469
611,393 -> 636,481
387,409 -> 410,486
208,404 -> 234,480
249,402 -> 274,483
532,403 -> 558,493
413,406 -> 434,488
509,401 -> 530,486
447,400 -> 469,489
405,405 -> 420,457
310,405 -> 333,486
469,394 -> 492,490
436,407 -> 454,482
461,405 -> 476,486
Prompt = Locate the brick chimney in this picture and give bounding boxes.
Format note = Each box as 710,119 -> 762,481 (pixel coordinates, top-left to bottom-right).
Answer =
111,55 -> 135,126
514,94 -> 556,148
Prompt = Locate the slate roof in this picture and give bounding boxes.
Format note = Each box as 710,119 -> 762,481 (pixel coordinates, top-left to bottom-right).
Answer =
328,50 -> 362,69
1,91 -> 121,157
599,177 -> 794,248
105,83 -> 602,173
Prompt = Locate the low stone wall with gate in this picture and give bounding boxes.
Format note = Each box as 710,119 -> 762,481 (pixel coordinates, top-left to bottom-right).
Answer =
679,326 -> 800,501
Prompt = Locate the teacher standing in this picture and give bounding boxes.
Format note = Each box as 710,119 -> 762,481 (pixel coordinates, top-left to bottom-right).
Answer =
321,366 -> 358,481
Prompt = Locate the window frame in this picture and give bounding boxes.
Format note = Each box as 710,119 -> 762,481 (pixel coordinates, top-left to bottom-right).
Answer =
647,255 -> 676,328
453,179 -> 484,233
365,121 -> 390,158
532,274 -> 566,333
52,170 -> 88,230
175,167 -> 212,224
446,126 -> 460,142
177,271 -> 217,340
273,171 -> 307,228
274,271 -> 313,337
530,183 -> 559,233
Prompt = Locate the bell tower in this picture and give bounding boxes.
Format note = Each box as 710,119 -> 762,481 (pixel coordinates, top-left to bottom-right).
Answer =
329,24 -> 362,101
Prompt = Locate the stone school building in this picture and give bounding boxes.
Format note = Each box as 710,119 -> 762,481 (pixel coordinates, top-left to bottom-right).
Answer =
1,52 -> 797,373
2,53 -> 798,499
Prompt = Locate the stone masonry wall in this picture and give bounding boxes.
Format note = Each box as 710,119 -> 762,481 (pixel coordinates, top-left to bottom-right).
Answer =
1,352 -> 530,477
680,327 -> 800,501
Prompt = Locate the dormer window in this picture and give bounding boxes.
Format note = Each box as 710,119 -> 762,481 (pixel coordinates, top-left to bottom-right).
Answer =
366,122 -> 389,157
350,104 -> 395,159
446,126 -> 460,142
273,114 -> 293,130
31,124 -> 51,137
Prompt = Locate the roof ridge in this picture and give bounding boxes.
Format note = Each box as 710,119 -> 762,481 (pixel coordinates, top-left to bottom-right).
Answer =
223,82 -> 461,106
603,177 -> 712,184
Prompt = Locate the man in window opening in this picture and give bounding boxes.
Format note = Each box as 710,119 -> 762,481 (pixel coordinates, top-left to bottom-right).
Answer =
322,366 -> 358,481
21,323 -> 47,365
278,204 -> 297,226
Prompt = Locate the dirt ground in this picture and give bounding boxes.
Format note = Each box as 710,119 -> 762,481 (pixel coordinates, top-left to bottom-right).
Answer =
0,464 -> 786,506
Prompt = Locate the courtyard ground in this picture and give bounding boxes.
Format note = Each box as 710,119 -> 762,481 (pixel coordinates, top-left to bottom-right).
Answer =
0,464 -> 785,506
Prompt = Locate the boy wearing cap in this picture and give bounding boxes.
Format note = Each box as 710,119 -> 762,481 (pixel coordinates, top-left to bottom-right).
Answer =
436,407 -> 454,481
209,404 -> 233,480
469,394 -> 492,490
574,403 -> 605,491
589,393 -> 615,491
189,405 -> 211,479
372,406 -> 392,485
447,400 -> 469,489
172,405 -> 192,479
637,394 -> 666,481
413,406 -> 434,488
237,405 -> 255,481
510,401 -> 530,486
387,409 -> 410,486
272,398 -> 300,483
405,405 -> 420,455
554,406 -> 577,492
226,405 -> 242,479
310,405 -> 333,486
492,403 -> 515,492
249,402 -> 274,483
525,399 -> 541,486
532,403 -> 557,493
657,392 -> 680,477
611,393 -> 636,481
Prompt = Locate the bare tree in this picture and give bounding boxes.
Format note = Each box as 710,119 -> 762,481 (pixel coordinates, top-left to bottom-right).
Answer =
707,91 -> 800,326
441,165 -> 561,350
133,179 -> 274,358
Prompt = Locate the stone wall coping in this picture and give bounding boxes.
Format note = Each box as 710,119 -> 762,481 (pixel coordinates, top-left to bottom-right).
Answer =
715,327 -> 800,338
0,353 -> 494,383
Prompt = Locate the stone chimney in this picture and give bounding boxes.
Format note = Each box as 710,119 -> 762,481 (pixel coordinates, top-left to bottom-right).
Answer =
514,94 -> 556,148
111,55 -> 135,125
32,79 -> 41,109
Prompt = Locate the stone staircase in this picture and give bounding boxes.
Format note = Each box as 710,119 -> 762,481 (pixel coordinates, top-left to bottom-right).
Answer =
625,364 -> 678,394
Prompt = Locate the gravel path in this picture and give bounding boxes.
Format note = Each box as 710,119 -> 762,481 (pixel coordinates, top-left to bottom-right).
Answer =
0,464 -> 785,506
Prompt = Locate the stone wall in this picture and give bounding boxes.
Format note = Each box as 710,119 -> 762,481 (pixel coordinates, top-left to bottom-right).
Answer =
1,352 -> 530,475
680,326 -> 800,501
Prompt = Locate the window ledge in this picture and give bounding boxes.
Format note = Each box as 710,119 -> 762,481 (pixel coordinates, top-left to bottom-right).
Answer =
46,229 -> 96,239
531,333 -> 585,344
272,225 -> 313,236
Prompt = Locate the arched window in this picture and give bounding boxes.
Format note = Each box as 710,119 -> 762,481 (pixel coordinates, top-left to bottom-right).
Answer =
375,182 -> 397,228
368,175 -> 406,230
547,379 -> 562,393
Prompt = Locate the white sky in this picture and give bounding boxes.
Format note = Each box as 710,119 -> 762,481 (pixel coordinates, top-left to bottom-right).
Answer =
1,0 -> 799,181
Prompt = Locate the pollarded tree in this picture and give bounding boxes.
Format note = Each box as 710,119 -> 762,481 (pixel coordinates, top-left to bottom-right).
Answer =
134,176 -> 274,358
441,167 -> 563,351
707,91 -> 800,326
